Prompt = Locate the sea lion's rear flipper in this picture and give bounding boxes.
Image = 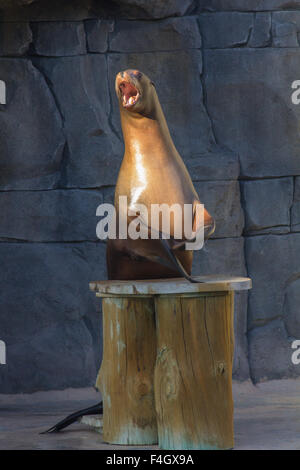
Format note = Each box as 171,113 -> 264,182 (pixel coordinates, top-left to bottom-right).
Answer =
41,401 -> 103,434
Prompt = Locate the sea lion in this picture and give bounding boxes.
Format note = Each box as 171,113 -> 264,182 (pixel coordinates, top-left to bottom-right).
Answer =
42,69 -> 215,434
107,69 -> 215,282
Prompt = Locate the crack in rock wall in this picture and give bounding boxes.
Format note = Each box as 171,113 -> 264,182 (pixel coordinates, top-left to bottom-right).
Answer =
0,0 -> 299,392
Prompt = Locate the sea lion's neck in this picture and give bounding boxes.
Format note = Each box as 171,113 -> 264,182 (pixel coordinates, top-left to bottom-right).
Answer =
119,98 -> 177,162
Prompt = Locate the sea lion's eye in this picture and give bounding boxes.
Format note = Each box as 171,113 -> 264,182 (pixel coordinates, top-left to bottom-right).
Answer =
132,70 -> 142,80
150,81 -> 156,88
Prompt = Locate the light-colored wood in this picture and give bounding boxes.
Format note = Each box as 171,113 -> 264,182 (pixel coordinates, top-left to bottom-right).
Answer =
80,415 -> 103,432
154,291 -> 235,450
90,277 -> 251,450
97,296 -> 158,445
90,275 -> 251,297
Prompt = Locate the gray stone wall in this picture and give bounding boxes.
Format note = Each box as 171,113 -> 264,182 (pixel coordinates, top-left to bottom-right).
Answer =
0,0 -> 299,392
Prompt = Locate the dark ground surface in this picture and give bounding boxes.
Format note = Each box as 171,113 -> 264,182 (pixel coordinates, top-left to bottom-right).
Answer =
0,379 -> 299,450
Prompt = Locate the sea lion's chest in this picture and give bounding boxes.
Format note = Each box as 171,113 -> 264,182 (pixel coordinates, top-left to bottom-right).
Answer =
115,151 -> 197,211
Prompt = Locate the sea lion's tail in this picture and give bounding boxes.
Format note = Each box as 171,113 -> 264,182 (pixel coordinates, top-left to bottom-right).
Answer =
41,401 -> 103,434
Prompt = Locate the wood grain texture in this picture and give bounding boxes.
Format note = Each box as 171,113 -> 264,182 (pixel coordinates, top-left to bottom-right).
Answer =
154,291 -> 235,450
97,297 -> 158,445
90,277 -> 251,449
90,275 -> 251,297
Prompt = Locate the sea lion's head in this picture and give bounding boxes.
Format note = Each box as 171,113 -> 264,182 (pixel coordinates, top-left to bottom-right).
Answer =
115,69 -> 156,116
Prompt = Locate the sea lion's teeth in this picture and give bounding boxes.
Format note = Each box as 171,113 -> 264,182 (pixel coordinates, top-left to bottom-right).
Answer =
129,96 -> 134,105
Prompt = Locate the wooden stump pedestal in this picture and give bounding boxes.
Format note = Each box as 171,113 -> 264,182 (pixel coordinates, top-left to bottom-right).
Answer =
90,276 -> 251,450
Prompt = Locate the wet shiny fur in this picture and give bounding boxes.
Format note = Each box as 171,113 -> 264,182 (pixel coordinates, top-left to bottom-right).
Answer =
107,69 -> 215,282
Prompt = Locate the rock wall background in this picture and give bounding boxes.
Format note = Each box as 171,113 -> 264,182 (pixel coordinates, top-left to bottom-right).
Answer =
0,0 -> 299,393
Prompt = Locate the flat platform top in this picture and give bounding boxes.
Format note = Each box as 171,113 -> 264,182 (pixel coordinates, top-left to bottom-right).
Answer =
90,275 -> 252,296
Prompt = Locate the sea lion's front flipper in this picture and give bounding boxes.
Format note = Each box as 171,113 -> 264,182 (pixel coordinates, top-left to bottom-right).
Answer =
151,199 -> 215,283
160,238 -> 203,283
169,200 -> 215,249
132,215 -> 203,283
193,200 -> 216,241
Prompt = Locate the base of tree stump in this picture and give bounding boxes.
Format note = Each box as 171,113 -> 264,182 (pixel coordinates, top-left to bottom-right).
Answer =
96,297 -> 157,445
90,276 -> 251,450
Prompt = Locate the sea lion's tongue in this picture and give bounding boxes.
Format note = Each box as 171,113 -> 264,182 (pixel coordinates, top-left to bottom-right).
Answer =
120,81 -> 138,107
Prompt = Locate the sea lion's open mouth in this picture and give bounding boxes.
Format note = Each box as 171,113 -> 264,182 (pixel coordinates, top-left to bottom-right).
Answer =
119,81 -> 140,108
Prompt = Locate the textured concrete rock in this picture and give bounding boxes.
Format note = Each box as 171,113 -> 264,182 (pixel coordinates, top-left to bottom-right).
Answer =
186,150 -> 240,181
273,22 -> 299,48
35,55 -> 122,188
0,0 -> 94,21
85,19 -> 113,53
108,50 -> 215,158
32,22 -> 86,56
248,13 -> 271,48
101,185 -> 115,206
198,0 -> 300,11
0,3 -> 299,392
0,59 -> 65,190
0,190 -> 103,242
245,234 -> 300,329
291,202 -> 300,231
233,291 -> 250,381
294,176 -> 300,199
110,17 -> 201,52
291,176 -> 300,231
0,0 -> 193,21
199,12 -> 253,49
0,241 -> 106,393
193,237 -> 246,278
192,237 -> 249,380
273,10 -> 300,26
194,180 -> 244,238
0,241 -> 106,343
0,22 -> 32,56
241,178 -> 293,235
114,0 -> 194,19
283,278 -> 300,338
204,48 -> 300,177
1,320 -> 96,393
0,0 -> 34,4
248,320 -> 299,383
272,11 -> 300,47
